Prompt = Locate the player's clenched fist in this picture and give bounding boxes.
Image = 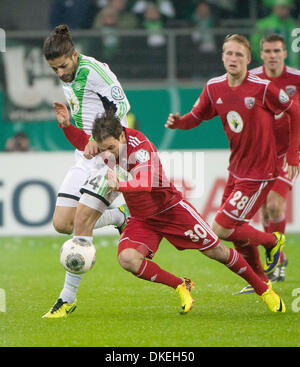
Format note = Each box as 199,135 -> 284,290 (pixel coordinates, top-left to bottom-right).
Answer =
165,112 -> 181,129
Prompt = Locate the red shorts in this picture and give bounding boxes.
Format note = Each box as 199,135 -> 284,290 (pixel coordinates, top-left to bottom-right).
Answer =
215,174 -> 275,228
118,200 -> 219,259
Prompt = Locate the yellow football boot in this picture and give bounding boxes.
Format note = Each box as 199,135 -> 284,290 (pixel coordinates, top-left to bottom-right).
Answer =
264,232 -> 285,275
116,204 -> 130,234
42,298 -> 77,318
175,278 -> 194,314
261,288 -> 286,313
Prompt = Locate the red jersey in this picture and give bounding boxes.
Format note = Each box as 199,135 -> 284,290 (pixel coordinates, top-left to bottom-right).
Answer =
250,65 -> 300,158
117,128 -> 182,218
191,72 -> 293,181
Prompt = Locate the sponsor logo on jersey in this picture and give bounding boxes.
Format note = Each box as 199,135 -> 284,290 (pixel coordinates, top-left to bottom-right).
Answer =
286,85 -> 296,97
136,149 -> 150,163
226,111 -> 243,133
216,97 -> 223,104
111,86 -> 125,101
244,97 -> 255,109
279,89 -> 289,104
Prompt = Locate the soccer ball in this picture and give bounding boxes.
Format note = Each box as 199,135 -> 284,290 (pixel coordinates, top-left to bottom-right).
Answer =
59,238 -> 96,274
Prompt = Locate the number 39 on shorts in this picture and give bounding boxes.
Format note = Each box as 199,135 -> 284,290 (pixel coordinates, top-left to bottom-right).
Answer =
229,191 -> 249,210
185,224 -> 207,242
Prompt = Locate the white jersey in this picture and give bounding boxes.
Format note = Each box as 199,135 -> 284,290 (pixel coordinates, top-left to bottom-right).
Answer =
61,53 -> 130,135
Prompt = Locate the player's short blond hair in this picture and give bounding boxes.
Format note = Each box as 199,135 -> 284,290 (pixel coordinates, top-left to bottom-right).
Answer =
223,34 -> 251,57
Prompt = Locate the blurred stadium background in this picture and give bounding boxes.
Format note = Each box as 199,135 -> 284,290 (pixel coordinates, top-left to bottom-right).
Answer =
1,0 -> 300,236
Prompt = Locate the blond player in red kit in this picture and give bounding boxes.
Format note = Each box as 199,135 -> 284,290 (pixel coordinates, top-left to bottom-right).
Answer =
165,34 -> 300,293
250,33 -> 300,283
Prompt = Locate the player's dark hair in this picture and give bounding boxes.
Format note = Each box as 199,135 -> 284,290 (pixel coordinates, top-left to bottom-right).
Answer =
92,109 -> 123,143
43,24 -> 75,60
260,33 -> 287,50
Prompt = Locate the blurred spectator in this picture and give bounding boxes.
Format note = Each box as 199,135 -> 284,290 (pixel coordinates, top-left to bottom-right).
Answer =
205,0 -> 237,21
142,2 -> 166,47
106,0 -> 138,29
49,0 -> 96,29
251,0 -> 299,68
93,6 -> 120,59
171,0 -> 196,23
133,0 -> 175,25
5,132 -> 31,152
191,2 -> 216,52
95,0 -> 109,8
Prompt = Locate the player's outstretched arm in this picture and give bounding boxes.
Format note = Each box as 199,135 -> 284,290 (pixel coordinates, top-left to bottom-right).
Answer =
287,165 -> 299,180
53,102 -> 71,127
53,102 -> 91,151
285,101 -> 300,179
165,111 -> 202,130
165,112 -> 181,129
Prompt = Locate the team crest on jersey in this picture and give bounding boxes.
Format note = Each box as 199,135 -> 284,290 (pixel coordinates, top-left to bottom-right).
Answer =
65,88 -> 80,114
73,82 -> 81,91
285,85 -> 296,97
244,97 -> 255,109
279,89 -> 289,104
111,86 -> 125,101
227,111 -> 243,133
136,149 -> 150,163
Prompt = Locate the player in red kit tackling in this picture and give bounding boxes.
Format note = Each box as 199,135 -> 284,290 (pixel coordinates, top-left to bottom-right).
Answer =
70,109 -> 286,314
165,34 -> 300,292
250,34 -> 300,283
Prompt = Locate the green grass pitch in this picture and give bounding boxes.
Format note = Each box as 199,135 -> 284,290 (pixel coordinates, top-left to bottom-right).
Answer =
1,233 -> 300,347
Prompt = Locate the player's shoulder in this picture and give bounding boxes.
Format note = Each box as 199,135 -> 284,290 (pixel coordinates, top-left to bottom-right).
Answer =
247,72 -> 270,87
79,54 -> 108,70
285,65 -> 300,79
126,128 -> 154,151
77,54 -> 116,84
206,73 -> 227,86
249,66 -> 264,75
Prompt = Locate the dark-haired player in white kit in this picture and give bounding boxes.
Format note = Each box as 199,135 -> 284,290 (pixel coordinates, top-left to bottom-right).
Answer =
42,24 -> 130,318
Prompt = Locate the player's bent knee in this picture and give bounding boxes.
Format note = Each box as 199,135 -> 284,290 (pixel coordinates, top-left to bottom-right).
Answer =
266,200 -> 284,221
118,248 -> 143,273
52,218 -> 73,235
212,220 -> 233,240
203,242 -> 230,264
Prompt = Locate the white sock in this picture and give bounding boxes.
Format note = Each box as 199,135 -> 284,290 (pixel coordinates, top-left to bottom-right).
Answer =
59,236 -> 93,303
59,271 -> 83,304
94,208 -> 124,229
73,235 -> 93,243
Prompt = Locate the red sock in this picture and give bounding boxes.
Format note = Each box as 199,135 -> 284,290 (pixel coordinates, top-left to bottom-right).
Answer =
226,223 -> 276,248
136,259 -> 183,289
226,248 -> 268,295
268,216 -> 286,234
234,241 -> 268,282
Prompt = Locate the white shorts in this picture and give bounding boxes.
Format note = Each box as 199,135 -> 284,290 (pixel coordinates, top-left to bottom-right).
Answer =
56,150 -> 120,209
79,165 -> 131,212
